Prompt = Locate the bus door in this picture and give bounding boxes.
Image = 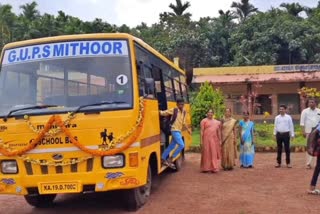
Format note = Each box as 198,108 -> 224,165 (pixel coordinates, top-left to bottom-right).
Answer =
151,65 -> 170,152
136,59 -> 169,154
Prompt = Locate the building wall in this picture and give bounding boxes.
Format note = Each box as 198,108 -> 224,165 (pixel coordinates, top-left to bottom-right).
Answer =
305,82 -> 320,89
215,81 -> 320,121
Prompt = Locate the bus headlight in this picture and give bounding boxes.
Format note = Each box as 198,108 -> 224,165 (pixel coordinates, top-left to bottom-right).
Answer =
1,160 -> 18,174
102,155 -> 124,168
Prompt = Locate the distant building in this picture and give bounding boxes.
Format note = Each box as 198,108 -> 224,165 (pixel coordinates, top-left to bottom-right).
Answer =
193,64 -> 320,120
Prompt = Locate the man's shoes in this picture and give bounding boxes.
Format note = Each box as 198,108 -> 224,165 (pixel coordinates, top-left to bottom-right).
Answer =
161,159 -> 169,167
275,164 -> 281,168
287,164 -> 292,168
162,158 -> 176,169
306,164 -> 312,169
167,157 -> 176,169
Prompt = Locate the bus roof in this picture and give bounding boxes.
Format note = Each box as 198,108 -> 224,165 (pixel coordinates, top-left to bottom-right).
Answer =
1,33 -> 185,75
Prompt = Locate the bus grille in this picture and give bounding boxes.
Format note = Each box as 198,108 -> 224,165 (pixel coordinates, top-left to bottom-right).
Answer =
23,158 -> 94,175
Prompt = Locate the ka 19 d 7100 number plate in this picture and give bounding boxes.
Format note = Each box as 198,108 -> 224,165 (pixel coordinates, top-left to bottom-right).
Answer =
39,182 -> 80,194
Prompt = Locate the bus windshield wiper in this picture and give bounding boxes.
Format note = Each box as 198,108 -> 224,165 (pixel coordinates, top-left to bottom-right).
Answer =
3,105 -> 59,122
72,101 -> 126,115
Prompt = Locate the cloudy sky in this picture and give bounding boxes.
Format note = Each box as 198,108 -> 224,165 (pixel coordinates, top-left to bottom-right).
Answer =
1,0 -> 317,27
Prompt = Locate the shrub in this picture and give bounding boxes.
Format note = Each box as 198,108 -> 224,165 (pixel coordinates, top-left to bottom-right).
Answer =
191,81 -> 225,127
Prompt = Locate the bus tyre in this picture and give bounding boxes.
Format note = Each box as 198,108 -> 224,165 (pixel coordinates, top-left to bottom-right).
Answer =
126,166 -> 152,211
174,154 -> 184,172
24,194 -> 56,208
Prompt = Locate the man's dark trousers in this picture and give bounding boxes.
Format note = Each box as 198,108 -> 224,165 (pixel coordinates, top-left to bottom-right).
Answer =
276,132 -> 290,164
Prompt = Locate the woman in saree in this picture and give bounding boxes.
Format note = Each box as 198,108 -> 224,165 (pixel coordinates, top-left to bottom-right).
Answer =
200,109 -> 222,173
239,111 -> 255,168
221,108 -> 238,170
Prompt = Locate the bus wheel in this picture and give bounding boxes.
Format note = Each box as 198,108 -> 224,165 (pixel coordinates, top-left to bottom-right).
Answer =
174,154 -> 184,171
24,194 -> 56,208
126,166 -> 152,211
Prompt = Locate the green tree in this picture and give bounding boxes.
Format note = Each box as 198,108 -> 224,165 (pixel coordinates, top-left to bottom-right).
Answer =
82,18 -> 115,33
229,9 -> 319,65
38,13 -> 59,37
205,10 -> 236,66
191,82 -> 225,127
231,0 -> 258,23
0,4 -> 16,48
280,2 -> 305,17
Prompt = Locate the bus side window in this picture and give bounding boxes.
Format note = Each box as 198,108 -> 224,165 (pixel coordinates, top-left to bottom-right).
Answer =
143,64 -> 155,98
145,78 -> 155,97
137,61 -> 146,97
137,61 -> 155,98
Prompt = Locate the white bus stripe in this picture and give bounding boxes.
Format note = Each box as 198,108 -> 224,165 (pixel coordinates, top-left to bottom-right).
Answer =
0,142 -> 141,155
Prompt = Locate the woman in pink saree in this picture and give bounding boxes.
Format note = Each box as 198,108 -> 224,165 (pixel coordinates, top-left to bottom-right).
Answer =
200,109 -> 222,173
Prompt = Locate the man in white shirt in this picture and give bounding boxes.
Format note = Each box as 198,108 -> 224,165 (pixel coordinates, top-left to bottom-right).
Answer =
300,98 -> 320,169
274,104 -> 294,168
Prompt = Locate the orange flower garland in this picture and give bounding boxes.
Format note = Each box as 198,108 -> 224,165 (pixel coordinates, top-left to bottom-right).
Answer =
0,99 -> 146,157
54,101 -> 146,156
0,115 -> 56,157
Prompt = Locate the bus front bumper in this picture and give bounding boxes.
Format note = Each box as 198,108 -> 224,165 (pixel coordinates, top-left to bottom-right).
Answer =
0,170 -> 145,195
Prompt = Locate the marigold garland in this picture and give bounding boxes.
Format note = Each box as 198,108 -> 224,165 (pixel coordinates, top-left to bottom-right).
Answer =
0,116 -> 55,156
0,97 -> 146,158
24,112 -> 75,137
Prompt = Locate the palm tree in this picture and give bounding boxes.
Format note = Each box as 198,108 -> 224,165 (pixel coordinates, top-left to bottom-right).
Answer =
19,1 -> 39,21
168,0 -> 191,17
231,0 -> 258,23
280,2 -> 305,17
17,2 -> 41,39
217,10 -> 236,27
0,4 -> 15,47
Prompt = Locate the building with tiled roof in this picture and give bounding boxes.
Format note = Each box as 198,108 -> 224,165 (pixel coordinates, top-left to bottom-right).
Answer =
193,64 -> 320,120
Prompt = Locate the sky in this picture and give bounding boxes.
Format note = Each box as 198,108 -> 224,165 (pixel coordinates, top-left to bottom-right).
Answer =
0,0 -> 318,27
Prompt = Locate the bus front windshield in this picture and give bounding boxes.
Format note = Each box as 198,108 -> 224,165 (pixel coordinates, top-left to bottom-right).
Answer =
0,40 -> 133,117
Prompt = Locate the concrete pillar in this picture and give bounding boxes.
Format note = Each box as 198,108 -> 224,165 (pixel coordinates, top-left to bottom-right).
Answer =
299,81 -> 306,112
271,94 -> 278,117
247,83 -> 253,116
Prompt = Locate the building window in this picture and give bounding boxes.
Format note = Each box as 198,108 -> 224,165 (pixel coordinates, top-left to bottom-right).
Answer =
254,95 -> 272,115
278,94 -> 300,114
231,95 -> 246,115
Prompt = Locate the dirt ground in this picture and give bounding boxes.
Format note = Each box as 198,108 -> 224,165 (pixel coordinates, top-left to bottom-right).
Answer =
0,152 -> 320,214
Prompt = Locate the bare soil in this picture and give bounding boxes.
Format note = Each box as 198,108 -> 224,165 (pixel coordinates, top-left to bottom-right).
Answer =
1,153 -> 319,214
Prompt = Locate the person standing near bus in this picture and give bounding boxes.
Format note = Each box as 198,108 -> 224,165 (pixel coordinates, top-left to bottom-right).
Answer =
239,112 -> 255,168
274,104 -> 294,168
160,98 -> 189,168
221,108 -> 238,171
200,109 -> 222,173
300,98 -> 320,169
308,123 -> 320,195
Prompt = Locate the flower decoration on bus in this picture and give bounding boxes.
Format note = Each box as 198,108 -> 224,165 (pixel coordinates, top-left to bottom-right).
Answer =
0,97 -> 145,162
119,177 -> 140,186
0,178 -> 16,185
105,172 -> 124,179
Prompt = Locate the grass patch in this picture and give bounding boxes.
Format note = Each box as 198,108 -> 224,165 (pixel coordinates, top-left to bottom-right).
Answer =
191,123 -> 306,148
192,129 -> 200,146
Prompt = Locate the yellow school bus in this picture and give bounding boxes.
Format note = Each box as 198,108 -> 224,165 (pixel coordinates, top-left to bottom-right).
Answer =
0,33 -> 191,210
